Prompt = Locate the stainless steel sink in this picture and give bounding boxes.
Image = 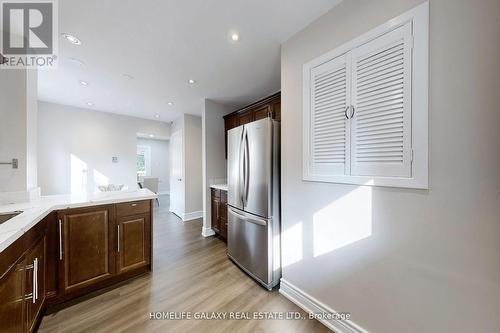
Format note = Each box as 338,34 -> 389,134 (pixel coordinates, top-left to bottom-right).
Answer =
0,211 -> 22,224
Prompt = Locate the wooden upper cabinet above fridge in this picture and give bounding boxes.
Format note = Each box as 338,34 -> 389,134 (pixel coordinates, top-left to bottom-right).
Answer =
223,92 -> 280,158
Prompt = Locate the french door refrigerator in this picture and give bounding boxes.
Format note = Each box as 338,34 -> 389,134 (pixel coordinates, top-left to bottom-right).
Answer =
227,117 -> 280,290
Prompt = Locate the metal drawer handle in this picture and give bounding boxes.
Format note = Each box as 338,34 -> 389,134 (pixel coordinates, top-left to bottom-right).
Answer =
58,219 -> 63,260
117,225 -> 120,252
33,258 -> 38,303
131,203 -> 137,207
228,207 -> 267,226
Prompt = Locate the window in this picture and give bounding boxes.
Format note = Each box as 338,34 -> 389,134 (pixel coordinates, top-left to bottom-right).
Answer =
137,145 -> 151,178
303,2 -> 428,189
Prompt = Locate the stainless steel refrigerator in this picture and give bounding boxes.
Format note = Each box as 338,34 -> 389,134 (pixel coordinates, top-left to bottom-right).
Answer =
227,117 -> 280,290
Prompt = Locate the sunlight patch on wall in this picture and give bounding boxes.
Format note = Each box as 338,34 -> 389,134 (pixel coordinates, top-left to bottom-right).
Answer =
313,186 -> 372,257
70,154 -> 87,194
93,169 -> 109,188
282,221 -> 303,267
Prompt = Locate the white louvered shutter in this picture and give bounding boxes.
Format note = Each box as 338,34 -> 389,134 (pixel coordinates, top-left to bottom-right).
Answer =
350,23 -> 413,177
307,53 -> 351,178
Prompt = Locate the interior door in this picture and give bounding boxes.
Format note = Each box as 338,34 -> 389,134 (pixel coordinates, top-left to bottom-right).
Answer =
169,126 -> 184,218
243,118 -> 272,217
227,125 -> 244,210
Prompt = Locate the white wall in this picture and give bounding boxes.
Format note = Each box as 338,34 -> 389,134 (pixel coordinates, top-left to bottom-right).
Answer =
184,114 -> 203,215
0,68 -> 37,194
280,1 -> 500,332
37,102 -> 171,195
136,138 -> 170,194
201,99 -> 234,236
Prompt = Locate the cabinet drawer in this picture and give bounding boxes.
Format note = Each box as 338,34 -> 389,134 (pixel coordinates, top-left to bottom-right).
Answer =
211,188 -> 220,199
116,200 -> 150,217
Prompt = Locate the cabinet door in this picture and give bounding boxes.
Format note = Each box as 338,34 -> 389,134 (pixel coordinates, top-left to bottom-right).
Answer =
238,111 -> 253,126
219,191 -> 227,241
219,205 -> 227,241
25,236 -> 46,332
253,105 -> 272,121
44,212 -> 59,302
211,190 -> 220,234
224,115 -> 238,132
272,100 -> 281,121
117,214 -> 151,274
0,258 -> 26,333
58,206 -> 115,294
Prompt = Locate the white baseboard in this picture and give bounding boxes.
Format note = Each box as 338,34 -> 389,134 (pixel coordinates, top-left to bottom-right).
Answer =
182,210 -> 203,222
279,279 -> 368,333
201,227 -> 215,237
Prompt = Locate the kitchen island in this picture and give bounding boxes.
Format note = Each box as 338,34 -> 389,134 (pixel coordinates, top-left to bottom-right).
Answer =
0,189 -> 156,332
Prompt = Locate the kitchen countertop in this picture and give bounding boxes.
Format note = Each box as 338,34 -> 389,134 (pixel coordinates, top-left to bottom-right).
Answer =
0,189 -> 157,253
210,184 -> 228,191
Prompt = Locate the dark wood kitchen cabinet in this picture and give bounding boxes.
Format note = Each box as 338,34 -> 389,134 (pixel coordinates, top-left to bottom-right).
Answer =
25,236 -> 46,332
223,92 -> 280,157
116,201 -> 152,274
0,257 -> 27,333
0,215 -> 48,333
53,200 -> 152,303
0,199 -> 153,332
211,188 -> 221,235
211,188 -> 227,241
219,190 -> 227,240
57,205 -> 116,296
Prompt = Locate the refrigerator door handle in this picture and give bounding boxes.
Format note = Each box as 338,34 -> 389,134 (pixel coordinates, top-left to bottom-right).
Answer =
244,129 -> 250,206
239,127 -> 246,206
228,206 -> 267,226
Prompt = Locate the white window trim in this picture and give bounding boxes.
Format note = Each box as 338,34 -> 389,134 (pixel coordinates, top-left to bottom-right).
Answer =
303,1 -> 428,189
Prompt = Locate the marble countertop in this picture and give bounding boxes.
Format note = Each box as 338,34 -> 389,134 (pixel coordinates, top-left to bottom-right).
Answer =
0,189 -> 157,253
210,184 -> 228,191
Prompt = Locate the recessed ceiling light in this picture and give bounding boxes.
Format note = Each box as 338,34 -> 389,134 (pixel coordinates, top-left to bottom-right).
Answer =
67,57 -> 85,67
231,33 -> 239,41
154,114 -> 160,118
149,134 -> 154,138
188,79 -> 196,84
62,33 -> 81,45
79,80 -> 88,86
167,101 -> 174,106
86,102 -> 94,107
122,73 -> 134,80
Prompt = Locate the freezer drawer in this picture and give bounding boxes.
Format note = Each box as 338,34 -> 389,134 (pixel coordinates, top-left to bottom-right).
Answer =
227,206 -> 280,289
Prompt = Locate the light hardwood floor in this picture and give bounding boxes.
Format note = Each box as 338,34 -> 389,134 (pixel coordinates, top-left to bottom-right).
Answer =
39,195 -> 329,333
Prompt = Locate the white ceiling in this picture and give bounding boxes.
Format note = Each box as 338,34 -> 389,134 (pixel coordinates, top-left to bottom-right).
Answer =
38,0 -> 341,122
